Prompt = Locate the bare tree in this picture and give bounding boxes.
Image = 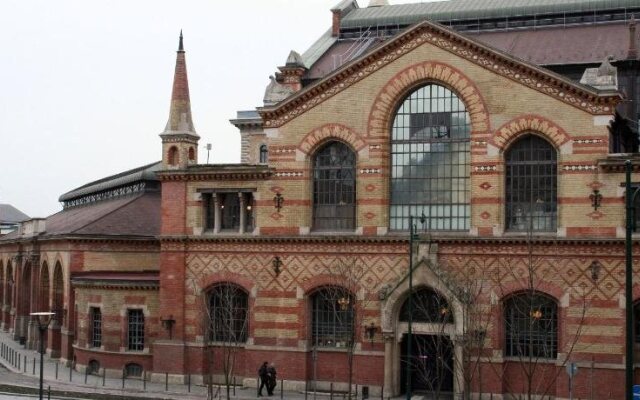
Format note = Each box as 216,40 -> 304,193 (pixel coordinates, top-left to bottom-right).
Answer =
488,236 -> 588,400
196,281 -> 249,400
312,259 -> 372,400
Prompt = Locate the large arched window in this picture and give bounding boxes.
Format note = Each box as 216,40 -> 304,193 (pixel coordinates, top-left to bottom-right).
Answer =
208,283 -> 249,343
390,83 -> 471,231
312,141 -> 356,231
504,292 -> 557,359
399,287 -> 453,324
505,135 -> 557,232
39,263 -> 49,312
311,287 -> 354,348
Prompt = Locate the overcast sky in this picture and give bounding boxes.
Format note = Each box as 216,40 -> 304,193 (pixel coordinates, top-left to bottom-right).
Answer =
1,0 -> 439,218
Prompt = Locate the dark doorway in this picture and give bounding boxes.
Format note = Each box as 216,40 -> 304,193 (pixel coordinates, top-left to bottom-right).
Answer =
400,333 -> 454,397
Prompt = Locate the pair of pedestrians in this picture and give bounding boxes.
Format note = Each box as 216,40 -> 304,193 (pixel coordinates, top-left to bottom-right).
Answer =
258,361 -> 277,396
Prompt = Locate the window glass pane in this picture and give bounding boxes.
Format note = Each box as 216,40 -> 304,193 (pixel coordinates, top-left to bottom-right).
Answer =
390,84 -> 470,230
90,308 -> 102,348
505,135 -> 557,232
209,283 -> 248,343
311,288 -> 354,348
504,293 -> 557,359
313,142 -> 356,231
220,193 -> 240,230
127,310 -> 144,351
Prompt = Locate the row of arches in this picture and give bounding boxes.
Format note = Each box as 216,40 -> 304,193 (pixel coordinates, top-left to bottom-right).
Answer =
0,258 -> 65,356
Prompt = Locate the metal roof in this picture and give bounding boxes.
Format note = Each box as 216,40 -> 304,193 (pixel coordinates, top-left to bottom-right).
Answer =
302,29 -> 339,69
341,0 -> 640,29
0,204 -> 29,224
59,161 -> 161,202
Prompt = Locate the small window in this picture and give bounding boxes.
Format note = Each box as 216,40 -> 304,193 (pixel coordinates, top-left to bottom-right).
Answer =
88,359 -> 100,375
312,141 -> 356,231
90,307 -> 102,348
124,363 -> 143,378
259,144 -> 268,164
505,135 -> 557,232
203,193 -> 215,231
220,193 -> 240,231
188,147 -> 195,161
127,309 -> 144,351
504,293 -> 557,359
168,146 -> 179,166
208,283 -> 249,343
311,287 -> 354,348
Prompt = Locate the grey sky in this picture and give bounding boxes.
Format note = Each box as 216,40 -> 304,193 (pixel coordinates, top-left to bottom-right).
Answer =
1,0 -> 437,218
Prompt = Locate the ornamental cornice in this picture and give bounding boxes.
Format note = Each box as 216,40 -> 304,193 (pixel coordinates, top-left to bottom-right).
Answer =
157,168 -> 273,182
259,21 -> 620,128
71,281 -> 159,290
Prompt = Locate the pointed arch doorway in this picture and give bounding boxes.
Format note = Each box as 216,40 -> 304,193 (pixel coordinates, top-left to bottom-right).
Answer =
380,262 -> 465,399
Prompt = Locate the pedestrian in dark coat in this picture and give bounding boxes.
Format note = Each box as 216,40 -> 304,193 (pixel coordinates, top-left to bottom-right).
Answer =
258,361 -> 269,397
267,363 -> 277,395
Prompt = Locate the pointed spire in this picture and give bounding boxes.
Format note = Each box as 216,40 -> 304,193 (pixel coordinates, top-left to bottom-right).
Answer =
162,31 -> 198,137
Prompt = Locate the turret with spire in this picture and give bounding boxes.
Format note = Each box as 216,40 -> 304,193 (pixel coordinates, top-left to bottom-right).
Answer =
160,31 -> 200,169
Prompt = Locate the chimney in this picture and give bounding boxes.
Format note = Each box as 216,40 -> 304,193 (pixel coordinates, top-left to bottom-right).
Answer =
332,9 -> 341,37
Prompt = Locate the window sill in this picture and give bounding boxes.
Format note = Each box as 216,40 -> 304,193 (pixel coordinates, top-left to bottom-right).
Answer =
503,356 -> 558,364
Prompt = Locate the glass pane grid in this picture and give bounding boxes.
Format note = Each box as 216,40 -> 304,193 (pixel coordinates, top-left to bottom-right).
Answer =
390,84 -> 471,231
127,310 -> 144,351
505,295 -> 557,359
90,308 -> 102,348
505,136 -> 557,232
312,289 -> 354,348
313,142 -> 356,231
210,284 -> 248,343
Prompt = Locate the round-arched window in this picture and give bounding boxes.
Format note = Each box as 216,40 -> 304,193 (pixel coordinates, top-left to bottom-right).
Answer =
390,84 -> 471,231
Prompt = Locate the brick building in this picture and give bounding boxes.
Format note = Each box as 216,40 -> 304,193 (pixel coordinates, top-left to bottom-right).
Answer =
2,1 -> 640,398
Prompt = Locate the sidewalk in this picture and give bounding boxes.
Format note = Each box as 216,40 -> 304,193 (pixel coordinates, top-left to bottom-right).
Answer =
0,331 -> 380,400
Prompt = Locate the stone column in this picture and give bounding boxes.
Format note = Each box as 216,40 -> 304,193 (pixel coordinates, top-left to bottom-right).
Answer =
383,332 -> 395,397
239,193 -> 246,234
213,194 -> 221,233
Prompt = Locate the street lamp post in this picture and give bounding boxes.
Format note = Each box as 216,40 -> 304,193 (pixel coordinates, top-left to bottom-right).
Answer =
625,160 -> 637,400
30,312 -> 54,400
405,214 -> 424,400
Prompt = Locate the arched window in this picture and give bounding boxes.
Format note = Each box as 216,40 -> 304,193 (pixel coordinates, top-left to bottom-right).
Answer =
259,144 -> 268,164
631,188 -> 640,232
6,262 -> 13,308
53,263 -> 64,324
124,363 -> 143,378
505,135 -> 557,232
312,141 -> 356,231
208,283 -> 248,343
168,146 -> 178,165
310,287 -> 354,348
504,292 -> 557,359
390,83 -> 471,231
399,287 -> 453,323
88,359 -> 100,375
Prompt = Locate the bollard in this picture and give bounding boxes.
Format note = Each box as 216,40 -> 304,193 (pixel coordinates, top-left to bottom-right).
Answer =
85,366 -> 88,384
355,384 -> 358,400
122,369 -> 125,389
143,372 -> 147,390
32,357 -> 35,375
305,380 -> 308,400
17,353 -> 20,370
55,362 -> 59,380
47,385 -> 51,400
69,362 -> 72,382
380,386 -> 384,400
234,376 -> 236,396
188,374 -> 191,393
330,382 -> 334,400
280,378 -> 284,399
165,372 -> 169,391
102,368 -> 105,386
23,355 -> 26,373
